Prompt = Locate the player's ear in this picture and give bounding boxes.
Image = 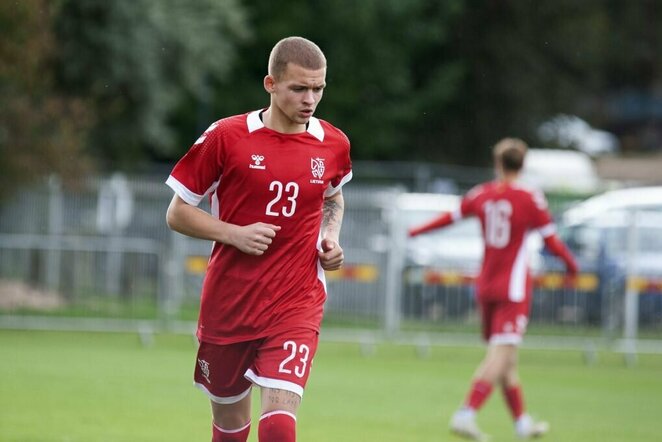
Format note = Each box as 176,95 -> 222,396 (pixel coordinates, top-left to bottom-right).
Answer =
264,75 -> 276,94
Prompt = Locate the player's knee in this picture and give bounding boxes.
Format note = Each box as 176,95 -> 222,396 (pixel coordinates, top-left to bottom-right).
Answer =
211,398 -> 252,431
258,411 -> 296,442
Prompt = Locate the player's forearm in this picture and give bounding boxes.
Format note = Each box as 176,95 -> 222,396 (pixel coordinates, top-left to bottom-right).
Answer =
544,235 -> 579,274
408,212 -> 454,237
322,192 -> 344,243
166,199 -> 235,244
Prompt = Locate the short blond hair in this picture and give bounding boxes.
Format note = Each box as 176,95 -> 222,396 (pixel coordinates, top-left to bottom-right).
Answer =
268,36 -> 326,80
493,138 -> 528,172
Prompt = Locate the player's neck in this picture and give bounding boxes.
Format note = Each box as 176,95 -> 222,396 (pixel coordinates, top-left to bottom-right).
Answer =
498,171 -> 519,183
261,107 -> 307,134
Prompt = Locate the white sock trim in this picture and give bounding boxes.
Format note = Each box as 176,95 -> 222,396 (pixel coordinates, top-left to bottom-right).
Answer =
260,410 -> 297,422
213,420 -> 251,434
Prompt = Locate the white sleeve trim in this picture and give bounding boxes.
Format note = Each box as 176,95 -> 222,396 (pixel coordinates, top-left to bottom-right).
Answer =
537,223 -> 556,238
451,208 -> 463,222
324,170 -> 353,198
166,175 -> 220,207
166,175 -> 204,206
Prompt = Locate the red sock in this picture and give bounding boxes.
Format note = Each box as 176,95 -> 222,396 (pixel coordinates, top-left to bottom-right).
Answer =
258,411 -> 296,442
503,385 -> 525,420
464,379 -> 493,411
212,420 -> 251,442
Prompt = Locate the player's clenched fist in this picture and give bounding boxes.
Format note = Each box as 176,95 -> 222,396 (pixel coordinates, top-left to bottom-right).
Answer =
318,238 -> 344,271
229,222 -> 281,255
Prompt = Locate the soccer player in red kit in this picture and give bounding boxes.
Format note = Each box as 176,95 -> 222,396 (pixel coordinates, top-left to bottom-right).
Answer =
165,36 -> 351,442
409,138 -> 577,440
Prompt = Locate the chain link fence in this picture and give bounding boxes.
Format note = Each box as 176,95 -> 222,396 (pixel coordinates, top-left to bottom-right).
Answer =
1,166 -> 660,358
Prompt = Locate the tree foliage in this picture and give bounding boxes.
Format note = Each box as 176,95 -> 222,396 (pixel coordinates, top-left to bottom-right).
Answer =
0,0 -> 91,199
54,0 -> 249,167
3,0 -> 661,184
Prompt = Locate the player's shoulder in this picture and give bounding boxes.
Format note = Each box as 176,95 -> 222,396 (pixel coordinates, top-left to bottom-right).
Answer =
510,182 -> 548,208
465,182 -> 493,200
213,112 -> 254,134
315,117 -> 351,149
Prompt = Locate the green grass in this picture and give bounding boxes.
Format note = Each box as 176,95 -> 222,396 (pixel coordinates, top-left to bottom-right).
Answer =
1,330 -> 661,441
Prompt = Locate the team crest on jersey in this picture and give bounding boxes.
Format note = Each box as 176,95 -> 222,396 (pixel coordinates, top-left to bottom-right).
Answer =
249,154 -> 266,170
310,157 -> 325,184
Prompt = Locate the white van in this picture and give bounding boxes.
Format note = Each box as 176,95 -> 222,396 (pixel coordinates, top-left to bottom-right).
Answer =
562,186 -> 662,226
520,148 -> 603,194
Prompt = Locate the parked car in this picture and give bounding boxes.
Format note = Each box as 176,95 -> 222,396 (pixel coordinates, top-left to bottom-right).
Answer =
520,148 -> 604,195
543,186 -> 662,325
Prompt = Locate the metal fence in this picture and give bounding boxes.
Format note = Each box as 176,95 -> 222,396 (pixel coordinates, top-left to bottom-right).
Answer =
1,168 -> 660,357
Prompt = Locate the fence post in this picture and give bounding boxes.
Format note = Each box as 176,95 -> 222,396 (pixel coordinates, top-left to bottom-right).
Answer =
623,210 -> 640,365
46,175 -> 63,291
384,194 -> 405,337
162,229 -> 187,321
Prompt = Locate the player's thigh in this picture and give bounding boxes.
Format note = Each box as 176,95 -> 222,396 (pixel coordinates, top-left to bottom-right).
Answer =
488,300 -> 529,345
195,340 -> 257,406
479,300 -> 496,342
260,386 -> 302,415
245,328 -> 319,412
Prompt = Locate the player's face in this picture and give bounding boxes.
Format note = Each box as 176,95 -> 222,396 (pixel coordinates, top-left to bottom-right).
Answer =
267,63 -> 326,128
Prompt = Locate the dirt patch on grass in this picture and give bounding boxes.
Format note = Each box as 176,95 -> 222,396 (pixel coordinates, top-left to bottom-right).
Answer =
0,280 -> 65,311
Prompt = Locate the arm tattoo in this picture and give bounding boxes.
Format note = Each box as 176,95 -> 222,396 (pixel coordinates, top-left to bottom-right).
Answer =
322,196 -> 344,239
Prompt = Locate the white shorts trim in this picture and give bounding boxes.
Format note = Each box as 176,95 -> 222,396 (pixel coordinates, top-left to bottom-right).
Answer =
260,410 -> 297,422
489,333 -> 522,346
194,382 -> 252,404
244,368 -> 304,398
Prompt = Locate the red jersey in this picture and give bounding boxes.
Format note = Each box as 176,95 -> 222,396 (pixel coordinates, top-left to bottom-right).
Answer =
166,110 -> 352,345
456,181 -> 556,302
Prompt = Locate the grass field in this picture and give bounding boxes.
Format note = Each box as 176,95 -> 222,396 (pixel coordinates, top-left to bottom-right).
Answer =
1,330 -> 661,441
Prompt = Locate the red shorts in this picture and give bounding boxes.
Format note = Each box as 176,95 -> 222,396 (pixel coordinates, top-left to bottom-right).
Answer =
479,298 -> 530,345
194,328 -> 319,404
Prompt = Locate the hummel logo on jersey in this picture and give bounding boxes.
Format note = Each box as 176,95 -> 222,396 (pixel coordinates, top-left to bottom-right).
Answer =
249,154 -> 266,170
310,157 -> 325,184
198,358 -> 211,384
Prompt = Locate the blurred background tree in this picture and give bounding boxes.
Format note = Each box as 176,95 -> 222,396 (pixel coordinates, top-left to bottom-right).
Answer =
53,0 -> 249,168
0,0 -> 91,198
2,0 -> 661,186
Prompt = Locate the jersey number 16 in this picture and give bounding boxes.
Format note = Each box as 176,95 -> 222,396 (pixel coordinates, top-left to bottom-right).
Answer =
484,199 -> 512,248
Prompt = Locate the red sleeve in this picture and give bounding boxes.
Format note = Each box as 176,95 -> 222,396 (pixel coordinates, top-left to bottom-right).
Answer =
544,234 -> 579,274
408,212 -> 454,237
325,129 -> 352,197
530,188 -> 553,229
167,120 -> 225,205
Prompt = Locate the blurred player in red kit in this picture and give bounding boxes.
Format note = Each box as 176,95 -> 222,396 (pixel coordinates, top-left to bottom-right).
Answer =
409,138 -> 577,440
165,36 -> 352,442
